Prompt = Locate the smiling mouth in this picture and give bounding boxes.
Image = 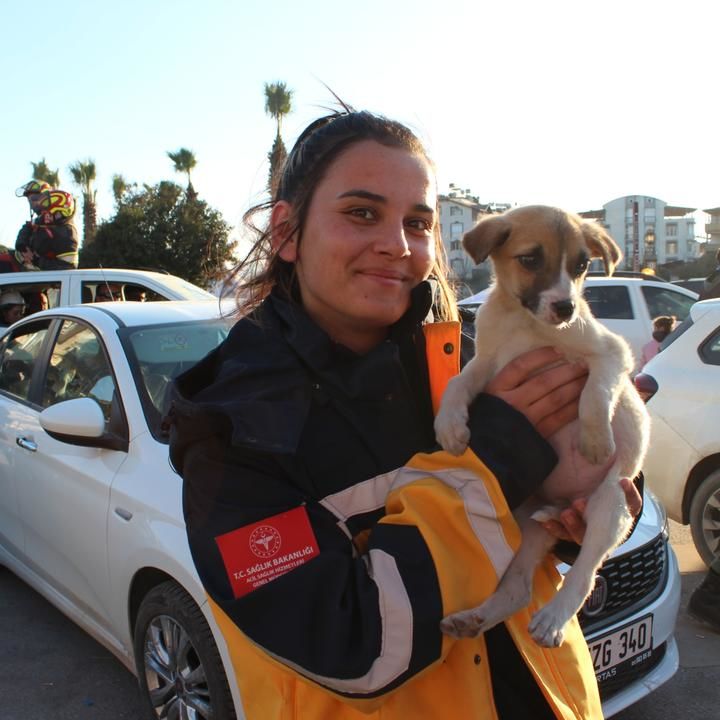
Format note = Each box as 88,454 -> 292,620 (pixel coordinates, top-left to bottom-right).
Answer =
359,269 -> 408,283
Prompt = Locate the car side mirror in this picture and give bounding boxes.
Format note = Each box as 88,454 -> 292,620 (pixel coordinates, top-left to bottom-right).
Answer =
39,397 -> 128,452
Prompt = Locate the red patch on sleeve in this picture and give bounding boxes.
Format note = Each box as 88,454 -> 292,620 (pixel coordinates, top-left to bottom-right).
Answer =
215,506 -> 320,598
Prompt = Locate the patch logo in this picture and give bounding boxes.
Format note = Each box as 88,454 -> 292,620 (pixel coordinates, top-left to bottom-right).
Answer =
249,525 -> 281,558
215,506 -> 320,598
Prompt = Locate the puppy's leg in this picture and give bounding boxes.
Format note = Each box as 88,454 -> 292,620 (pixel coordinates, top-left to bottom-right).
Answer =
578,339 -> 632,465
441,506 -> 556,638
528,469 -> 632,647
434,355 -> 492,455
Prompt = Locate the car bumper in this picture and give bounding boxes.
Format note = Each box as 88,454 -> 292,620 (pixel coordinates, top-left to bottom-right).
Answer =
596,544 -> 681,717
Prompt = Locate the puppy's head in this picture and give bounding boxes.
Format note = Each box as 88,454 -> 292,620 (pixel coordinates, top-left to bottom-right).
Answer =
463,205 -> 621,327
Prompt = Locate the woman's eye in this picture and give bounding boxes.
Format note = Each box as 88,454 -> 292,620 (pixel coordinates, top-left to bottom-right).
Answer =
348,207 -> 375,220
406,218 -> 433,232
517,254 -> 542,271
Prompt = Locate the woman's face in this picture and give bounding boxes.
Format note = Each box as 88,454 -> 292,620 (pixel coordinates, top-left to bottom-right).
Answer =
275,140 -> 437,353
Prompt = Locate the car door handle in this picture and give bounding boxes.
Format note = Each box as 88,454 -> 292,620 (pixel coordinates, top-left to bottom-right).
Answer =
16,437 -> 38,452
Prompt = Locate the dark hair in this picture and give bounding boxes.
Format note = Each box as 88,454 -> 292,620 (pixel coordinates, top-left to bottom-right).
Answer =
224,108 -> 456,321
652,315 -> 675,332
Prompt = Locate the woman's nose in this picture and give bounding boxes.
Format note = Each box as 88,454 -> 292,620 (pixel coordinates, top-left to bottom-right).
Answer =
375,222 -> 410,257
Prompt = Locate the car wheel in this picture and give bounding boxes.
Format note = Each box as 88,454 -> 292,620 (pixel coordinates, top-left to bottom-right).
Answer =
689,470 -> 720,567
133,580 -> 236,720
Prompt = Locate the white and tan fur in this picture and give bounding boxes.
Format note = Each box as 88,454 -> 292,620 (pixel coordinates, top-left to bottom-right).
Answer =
436,205 -> 650,647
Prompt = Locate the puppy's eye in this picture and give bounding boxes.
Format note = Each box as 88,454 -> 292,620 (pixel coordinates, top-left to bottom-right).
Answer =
517,254 -> 542,271
574,258 -> 589,276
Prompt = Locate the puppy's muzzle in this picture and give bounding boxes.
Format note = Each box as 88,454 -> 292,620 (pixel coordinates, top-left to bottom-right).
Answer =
552,299 -> 575,322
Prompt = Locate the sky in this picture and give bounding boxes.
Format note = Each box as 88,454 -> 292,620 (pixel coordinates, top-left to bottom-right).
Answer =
1,0 -> 718,253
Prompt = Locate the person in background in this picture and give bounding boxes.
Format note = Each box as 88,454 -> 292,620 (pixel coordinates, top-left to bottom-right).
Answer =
25,291 -> 49,315
166,108 -> 641,720
700,247 -> 720,300
95,283 -> 120,302
639,315 -> 675,369
0,291 -> 26,328
689,556 -> 720,632
13,180 -> 52,270
124,285 -> 147,302
0,246 -> 24,273
23,190 -> 80,270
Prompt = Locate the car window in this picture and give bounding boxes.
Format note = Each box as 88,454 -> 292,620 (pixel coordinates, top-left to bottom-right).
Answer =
0,282 -> 61,313
583,285 -> 633,319
120,318 -> 231,440
81,281 -> 166,303
641,286 -> 696,323
0,320 -> 52,401
40,320 -> 117,421
700,326 -> 720,366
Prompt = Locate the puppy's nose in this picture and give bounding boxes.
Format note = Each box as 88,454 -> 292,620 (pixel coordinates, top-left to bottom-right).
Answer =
552,299 -> 575,321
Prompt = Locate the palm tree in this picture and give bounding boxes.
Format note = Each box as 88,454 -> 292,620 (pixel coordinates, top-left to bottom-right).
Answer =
31,158 -> 60,187
112,173 -> 133,205
264,81 -> 293,137
69,159 -> 98,245
264,81 -> 293,196
167,148 -> 197,199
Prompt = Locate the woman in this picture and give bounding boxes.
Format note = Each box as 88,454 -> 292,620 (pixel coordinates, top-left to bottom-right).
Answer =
168,109 -> 638,719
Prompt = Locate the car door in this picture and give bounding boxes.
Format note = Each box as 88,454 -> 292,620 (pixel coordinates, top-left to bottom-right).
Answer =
583,282 -> 648,364
0,318 -> 52,561
13,317 -> 128,632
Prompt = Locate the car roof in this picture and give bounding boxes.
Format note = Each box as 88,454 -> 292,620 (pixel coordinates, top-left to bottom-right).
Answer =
28,299 -> 233,328
457,275 -> 699,307
689,297 -> 720,321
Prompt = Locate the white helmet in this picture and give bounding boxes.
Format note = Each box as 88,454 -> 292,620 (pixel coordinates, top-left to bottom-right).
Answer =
0,291 -> 26,309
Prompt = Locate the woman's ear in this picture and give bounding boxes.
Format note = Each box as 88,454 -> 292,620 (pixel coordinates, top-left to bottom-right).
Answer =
270,201 -> 298,262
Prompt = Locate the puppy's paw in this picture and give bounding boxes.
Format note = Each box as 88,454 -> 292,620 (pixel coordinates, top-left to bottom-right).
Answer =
579,425 -> 615,465
528,606 -> 568,648
434,409 -> 471,456
441,608 -> 489,639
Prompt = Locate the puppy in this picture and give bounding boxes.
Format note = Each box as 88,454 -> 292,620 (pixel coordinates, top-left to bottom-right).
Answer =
435,205 -> 649,647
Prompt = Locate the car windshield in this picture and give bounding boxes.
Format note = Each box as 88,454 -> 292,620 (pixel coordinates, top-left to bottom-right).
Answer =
119,317 -> 232,441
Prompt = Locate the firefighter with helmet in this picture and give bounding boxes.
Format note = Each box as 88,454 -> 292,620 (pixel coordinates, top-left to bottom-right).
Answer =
3,180 -> 52,272
17,188 -> 80,270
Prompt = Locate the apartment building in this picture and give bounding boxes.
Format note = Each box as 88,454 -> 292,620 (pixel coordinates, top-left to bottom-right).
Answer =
703,207 -> 720,259
580,196 -> 698,271
438,185 -> 510,282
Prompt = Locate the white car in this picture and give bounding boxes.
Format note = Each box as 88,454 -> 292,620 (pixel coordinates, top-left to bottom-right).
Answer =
635,298 -> 720,566
458,275 -> 698,371
0,302 -> 680,717
0,267 -> 214,316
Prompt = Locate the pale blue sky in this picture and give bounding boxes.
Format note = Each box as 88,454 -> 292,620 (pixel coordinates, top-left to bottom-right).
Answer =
2,0 -> 717,251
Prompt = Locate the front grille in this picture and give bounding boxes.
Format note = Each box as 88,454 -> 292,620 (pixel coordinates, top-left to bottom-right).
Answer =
598,642 -> 667,700
579,534 -> 667,631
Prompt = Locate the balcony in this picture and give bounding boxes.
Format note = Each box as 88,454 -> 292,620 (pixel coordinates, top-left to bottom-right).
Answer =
705,221 -> 720,236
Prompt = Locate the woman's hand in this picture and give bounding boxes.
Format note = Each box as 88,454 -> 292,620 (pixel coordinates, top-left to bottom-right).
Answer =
485,347 -> 588,439
540,478 -> 644,544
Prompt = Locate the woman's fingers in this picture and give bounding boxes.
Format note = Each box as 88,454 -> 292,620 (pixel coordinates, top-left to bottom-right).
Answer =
486,348 -> 588,439
486,347 -> 565,393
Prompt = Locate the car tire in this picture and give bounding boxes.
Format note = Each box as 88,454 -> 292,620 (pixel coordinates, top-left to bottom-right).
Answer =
689,470 -> 720,567
133,580 -> 236,720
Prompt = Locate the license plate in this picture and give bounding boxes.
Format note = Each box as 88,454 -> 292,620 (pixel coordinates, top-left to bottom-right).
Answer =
588,615 -> 653,679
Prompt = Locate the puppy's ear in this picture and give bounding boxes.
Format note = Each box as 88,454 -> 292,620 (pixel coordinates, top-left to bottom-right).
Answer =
463,214 -> 512,264
582,221 -> 622,276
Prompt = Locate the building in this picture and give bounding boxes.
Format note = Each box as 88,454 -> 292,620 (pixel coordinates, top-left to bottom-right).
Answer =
580,196 -> 698,271
438,185 -> 510,284
703,207 -> 720,258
